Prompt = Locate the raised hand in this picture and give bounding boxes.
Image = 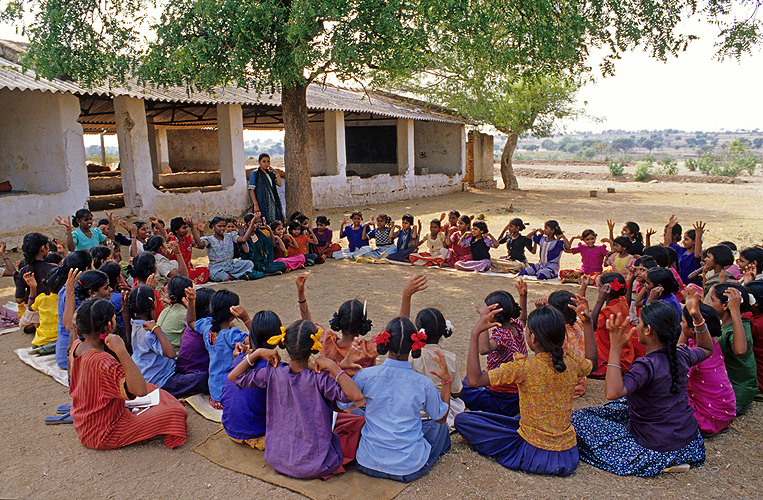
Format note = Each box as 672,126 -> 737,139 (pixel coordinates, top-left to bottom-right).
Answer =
314,355 -> 339,373
646,228 -> 656,238
534,297 -> 548,308
339,339 -> 363,372
55,216 -> 72,229
158,286 -> 170,304
230,305 -> 251,323
403,274 -> 428,297
104,333 -> 127,354
105,211 -> 114,223
22,271 -> 37,288
196,221 -> 206,233
648,285 -> 664,301
682,287 -> 702,322
142,320 -> 157,331
580,274 -> 592,289
693,221 -> 706,238
184,286 -> 196,302
183,216 -> 194,226
597,283 -> 612,303
667,214 -> 678,228
607,219 -> 615,232
146,273 -> 158,289
474,302 -> 503,334
570,294 -> 591,323
724,287 -> 742,313
66,268 -> 82,291
295,272 -> 309,293
233,342 -> 246,357
428,349 -> 451,382
118,219 -> 129,230
168,240 -> 181,255
515,277 -> 527,296
606,312 -> 635,350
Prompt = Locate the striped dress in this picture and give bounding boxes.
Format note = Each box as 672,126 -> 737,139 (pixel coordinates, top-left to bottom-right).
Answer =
68,340 -> 188,450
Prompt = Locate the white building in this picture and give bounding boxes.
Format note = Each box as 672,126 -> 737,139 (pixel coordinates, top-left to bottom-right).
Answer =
0,41 -> 494,242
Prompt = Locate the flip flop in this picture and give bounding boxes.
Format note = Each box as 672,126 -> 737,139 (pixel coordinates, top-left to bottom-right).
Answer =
56,404 -> 71,414
45,412 -> 73,425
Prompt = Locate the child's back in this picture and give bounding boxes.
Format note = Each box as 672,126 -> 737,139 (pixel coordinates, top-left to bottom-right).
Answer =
196,317 -> 247,402
30,292 -> 58,348
235,364 -> 350,478
176,324 -> 210,374
221,353 -> 269,444
130,318 -> 176,387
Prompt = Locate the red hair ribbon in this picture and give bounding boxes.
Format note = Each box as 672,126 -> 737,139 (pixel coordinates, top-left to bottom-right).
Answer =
374,330 -> 391,346
411,329 -> 427,351
609,280 -> 625,292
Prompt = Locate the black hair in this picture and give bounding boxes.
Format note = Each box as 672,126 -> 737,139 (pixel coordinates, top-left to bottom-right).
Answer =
249,310 -> 282,349
740,246 -> 763,275
548,290 -> 577,326
670,222 -> 683,240
686,229 -> 697,242
44,252 -> 64,265
133,221 -> 148,233
289,211 -> 304,222
100,261 -> 122,290
581,229 -> 597,239
459,214 -> 472,228
152,219 -> 165,230
89,245 -> 112,269
664,245 -> 679,266
527,306 -> 567,372
719,241 -> 737,252
599,272 -> 627,298
166,275 -> 192,304
707,244 -> 735,268
646,267 -> 679,296
375,316 -> 421,358
209,216 -> 226,229
272,319 -> 321,361
194,288 -> 215,321
210,289 -> 239,334
97,218 -> 109,227
145,235 -> 165,254
22,232 -> 50,263
473,221 -> 488,234
712,283 -> 752,313
509,218 -> 526,231
376,213 -> 392,225
624,222 -> 643,244
745,281 -> 763,312
225,217 -> 235,224
131,252 -> 156,282
243,213 -> 256,224
448,210 -> 461,219
71,208 -> 92,228
640,301 -> 681,393
170,217 -> 185,235
430,218 -> 441,228
401,213 -> 414,225
269,220 -> 283,232
545,220 -> 563,237
128,285 -> 155,320
287,221 -> 302,233
329,299 -> 372,336
484,290 -> 521,324
416,308 -> 452,345
683,302 -> 722,338
350,211 -> 363,219
73,270 -> 109,300
296,215 -> 309,224
643,245 -> 670,267
613,236 -> 633,250
316,215 -> 330,225
76,297 -> 116,338
258,153 -> 270,162
634,256 -> 658,270
44,250 -> 93,294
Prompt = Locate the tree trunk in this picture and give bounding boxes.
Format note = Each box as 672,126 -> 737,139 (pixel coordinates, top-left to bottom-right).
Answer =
501,132 -> 520,190
281,83 -> 313,219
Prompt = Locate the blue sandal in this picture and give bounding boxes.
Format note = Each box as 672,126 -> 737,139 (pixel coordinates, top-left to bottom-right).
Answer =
45,412 -> 73,425
56,404 -> 71,414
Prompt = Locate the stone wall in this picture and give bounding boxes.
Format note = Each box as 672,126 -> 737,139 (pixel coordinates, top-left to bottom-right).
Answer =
166,129 -> 220,172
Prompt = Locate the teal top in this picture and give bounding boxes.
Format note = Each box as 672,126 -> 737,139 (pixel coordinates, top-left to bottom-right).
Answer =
72,227 -> 106,251
718,319 -> 757,415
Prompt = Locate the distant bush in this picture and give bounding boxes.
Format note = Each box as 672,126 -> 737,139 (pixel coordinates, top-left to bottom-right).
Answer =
686,158 -> 698,171
688,141 -> 760,177
633,161 -> 650,181
608,161 -> 624,176
657,156 -> 678,175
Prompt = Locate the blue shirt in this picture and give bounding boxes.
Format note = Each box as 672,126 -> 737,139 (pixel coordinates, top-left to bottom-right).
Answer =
130,319 -> 175,388
670,243 -> 701,285
660,294 -> 683,317
195,317 -> 248,401
353,358 -> 448,475
72,226 -> 106,251
55,286 -> 78,369
110,292 -> 124,330
221,354 -> 270,440
341,225 -> 366,251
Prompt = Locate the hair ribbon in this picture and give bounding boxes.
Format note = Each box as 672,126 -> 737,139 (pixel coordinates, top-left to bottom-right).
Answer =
311,329 -> 323,352
268,326 -> 287,346
609,280 -> 625,292
374,330 -> 390,346
411,328 -> 427,351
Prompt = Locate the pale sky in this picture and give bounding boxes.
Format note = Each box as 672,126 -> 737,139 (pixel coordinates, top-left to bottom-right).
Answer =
2,11 -> 761,135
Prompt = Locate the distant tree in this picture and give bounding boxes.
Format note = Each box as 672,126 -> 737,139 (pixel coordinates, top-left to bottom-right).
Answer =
612,138 -> 636,152
642,139 -> 656,150
541,139 -> 557,151
753,137 -> 763,149
525,144 -> 540,151
686,137 -> 698,146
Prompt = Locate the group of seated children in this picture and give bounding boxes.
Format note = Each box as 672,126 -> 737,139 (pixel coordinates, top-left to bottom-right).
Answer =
6,207 -> 763,482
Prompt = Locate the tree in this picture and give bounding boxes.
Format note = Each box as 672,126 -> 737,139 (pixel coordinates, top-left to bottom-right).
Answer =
612,138 -> 636,152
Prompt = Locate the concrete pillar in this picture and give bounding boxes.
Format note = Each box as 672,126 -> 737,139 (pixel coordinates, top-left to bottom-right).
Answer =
157,128 -> 170,172
397,118 -> 415,177
217,103 -> 246,189
146,122 -> 161,185
460,125 -> 467,180
324,110 -> 346,177
113,95 -> 155,212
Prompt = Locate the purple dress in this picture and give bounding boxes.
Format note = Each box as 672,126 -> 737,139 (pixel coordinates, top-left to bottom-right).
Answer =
176,325 -> 210,374
236,364 -> 350,479
221,354 -> 271,440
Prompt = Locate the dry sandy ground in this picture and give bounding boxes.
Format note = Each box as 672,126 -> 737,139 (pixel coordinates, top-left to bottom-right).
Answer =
1,172 -> 762,499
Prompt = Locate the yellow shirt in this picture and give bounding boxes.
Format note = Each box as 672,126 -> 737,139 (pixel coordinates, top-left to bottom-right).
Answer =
488,351 -> 592,451
30,293 -> 58,346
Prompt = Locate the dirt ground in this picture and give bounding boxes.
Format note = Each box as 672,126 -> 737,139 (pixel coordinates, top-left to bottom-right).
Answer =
1,169 -> 762,499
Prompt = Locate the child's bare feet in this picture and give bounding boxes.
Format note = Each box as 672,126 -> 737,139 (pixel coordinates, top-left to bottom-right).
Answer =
209,397 -> 223,410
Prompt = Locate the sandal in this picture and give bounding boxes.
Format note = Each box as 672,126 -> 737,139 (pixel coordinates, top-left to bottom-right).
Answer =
56,404 -> 71,414
209,397 -> 223,410
45,412 -> 73,425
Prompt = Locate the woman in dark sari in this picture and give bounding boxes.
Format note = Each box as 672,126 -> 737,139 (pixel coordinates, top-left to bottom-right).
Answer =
248,153 -> 284,223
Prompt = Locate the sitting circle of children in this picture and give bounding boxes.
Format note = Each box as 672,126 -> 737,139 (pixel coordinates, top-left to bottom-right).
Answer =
3,205 -> 763,482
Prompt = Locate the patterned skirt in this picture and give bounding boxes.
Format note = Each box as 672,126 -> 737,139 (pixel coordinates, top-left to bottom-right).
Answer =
571,400 -> 706,476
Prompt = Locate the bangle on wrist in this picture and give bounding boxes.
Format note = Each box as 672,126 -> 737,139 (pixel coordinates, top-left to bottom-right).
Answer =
246,352 -> 254,367
335,369 -> 347,380
441,375 -> 454,385
692,319 -> 706,328
151,324 -> 160,333
606,363 -> 622,370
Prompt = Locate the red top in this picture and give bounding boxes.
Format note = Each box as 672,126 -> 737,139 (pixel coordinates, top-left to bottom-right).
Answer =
486,320 -> 528,394
745,311 -> 763,392
167,234 -> 194,267
595,296 -> 635,371
287,234 -> 311,257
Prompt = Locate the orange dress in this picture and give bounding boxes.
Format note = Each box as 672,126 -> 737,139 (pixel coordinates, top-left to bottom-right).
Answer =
68,339 -> 188,450
563,320 -> 587,397
319,331 -> 378,376
593,296 -> 634,376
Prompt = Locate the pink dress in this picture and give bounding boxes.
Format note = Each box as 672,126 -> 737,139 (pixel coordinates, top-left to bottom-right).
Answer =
687,338 -> 736,435
445,231 -> 472,268
273,239 -> 306,270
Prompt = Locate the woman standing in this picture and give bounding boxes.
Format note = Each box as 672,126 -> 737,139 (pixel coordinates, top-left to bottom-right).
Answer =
248,153 -> 284,223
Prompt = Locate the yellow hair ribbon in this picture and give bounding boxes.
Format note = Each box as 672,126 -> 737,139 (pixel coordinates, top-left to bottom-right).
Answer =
311,329 -> 323,352
267,326 -> 287,346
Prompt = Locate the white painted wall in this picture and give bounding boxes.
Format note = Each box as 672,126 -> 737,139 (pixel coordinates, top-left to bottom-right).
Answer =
413,121 -> 463,176
0,89 -> 89,240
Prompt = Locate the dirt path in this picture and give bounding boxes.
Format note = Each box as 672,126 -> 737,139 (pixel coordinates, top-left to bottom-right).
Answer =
1,171 -> 762,499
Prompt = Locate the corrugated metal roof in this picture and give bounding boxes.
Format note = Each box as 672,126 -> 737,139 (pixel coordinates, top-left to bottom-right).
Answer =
0,56 -> 469,125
